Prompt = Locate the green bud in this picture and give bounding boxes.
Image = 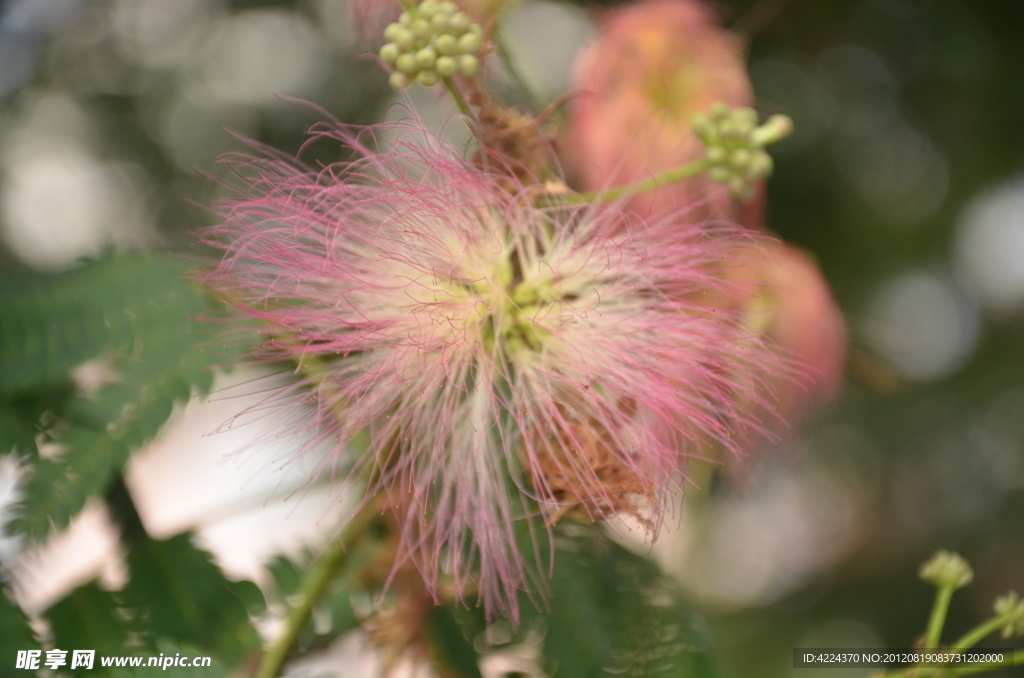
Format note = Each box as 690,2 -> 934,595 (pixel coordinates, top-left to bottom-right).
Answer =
450,11 -> 472,33
705,146 -> 726,165
389,72 -> 411,90
717,118 -> 738,140
750,151 -> 773,178
431,12 -> 450,31
416,47 -> 437,69
395,53 -> 418,75
417,70 -> 440,86
439,1 -> 458,12
691,112 -> 712,142
994,592 -> 1024,638
379,42 -> 400,66
435,34 -> 458,55
435,55 -> 457,77
730,148 -> 751,169
919,550 -> 974,589
394,28 -> 415,51
709,165 -> 731,183
733,113 -> 756,137
419,0 -> 439,14
458,32 -> 481,54
399,11 -> 412,26
752,114 -> 794,147
711,102 -> 731,120
411,18 -> 432,40
384,23 -> 403,43
735,107 -> 759,128
469,23 -> 483,36
458,54 -> 479,77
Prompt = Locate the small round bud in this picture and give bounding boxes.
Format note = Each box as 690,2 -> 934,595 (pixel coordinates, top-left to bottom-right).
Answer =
735,107 -> 759,127
439,1 -> 458,13
389,72 -> 411,90
730,148 -> 751,169
417,70 -> 440,87
379,43 -> 400,66
458,32 -> 481,54
411,19 -> 432,40
994,592 -> 1024,638
691,113 -> 712,141
394,28 -> 415,51
458,54 -> 479,77
919,550 -> 974,589
717,118 -> 738,140
711,102 -> 731,120
416,47 -> 437,69
435,34 -> 458,55
750,151 -> 773,178
384,23 -> 402,43
450,12 -> 472,33
399,11 -> 412,26
420,0 -> 439,14
753,114 -> 794,147
734,114 -> 755,137
395,53 -> 418,75
709,166 -> 731,183
435,55 -> 456,77
469,23 -> 483,36
705,146 -> 726,165
431,12 -> 450,32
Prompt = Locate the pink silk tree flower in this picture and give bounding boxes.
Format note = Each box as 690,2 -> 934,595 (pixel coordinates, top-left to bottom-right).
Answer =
730,239 -> 848,444
196,117 -> 780,618
566,0 -> 754,223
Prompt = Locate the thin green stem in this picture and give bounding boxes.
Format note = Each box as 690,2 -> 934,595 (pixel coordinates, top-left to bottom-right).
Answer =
951,616 -> 1009,653
254,506 -> 377,678
540,158 -> 709,207
924,585 -> 957,651
443,77 -> 473,118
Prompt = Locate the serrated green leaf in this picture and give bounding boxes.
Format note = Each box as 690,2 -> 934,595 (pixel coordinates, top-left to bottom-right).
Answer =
44,580 -> 132,673
6,252 -> 231,542
0,253 -> 205,396
121,533 -> 263,668
521,525 -> 717,678
425,605 -> 485,678
0,587 -> 38,670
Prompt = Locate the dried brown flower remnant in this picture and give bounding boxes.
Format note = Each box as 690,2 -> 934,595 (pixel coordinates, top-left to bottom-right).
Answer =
530,404 -> 659,532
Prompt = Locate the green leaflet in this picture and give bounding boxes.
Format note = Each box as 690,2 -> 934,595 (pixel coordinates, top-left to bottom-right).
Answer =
0,253 -> 207,396
0,587 -> 38,670
121,533 -> 265,668
38,534 -> 264,676
3,252 -> 229,542
44,580 -> 133,677
448,523 -> 717,678
425,605 -> 485,678
526,524 -> 716,678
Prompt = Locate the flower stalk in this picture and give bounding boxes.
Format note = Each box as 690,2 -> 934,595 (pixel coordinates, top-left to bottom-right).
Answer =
254,502 -> 379,678
541,105 -> 792,206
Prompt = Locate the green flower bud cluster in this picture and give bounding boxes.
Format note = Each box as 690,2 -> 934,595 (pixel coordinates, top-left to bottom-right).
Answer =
994,592 -> 1024,638
918,550 -> 974,589
379,1 -> 483,90
691,103 -> 794,199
